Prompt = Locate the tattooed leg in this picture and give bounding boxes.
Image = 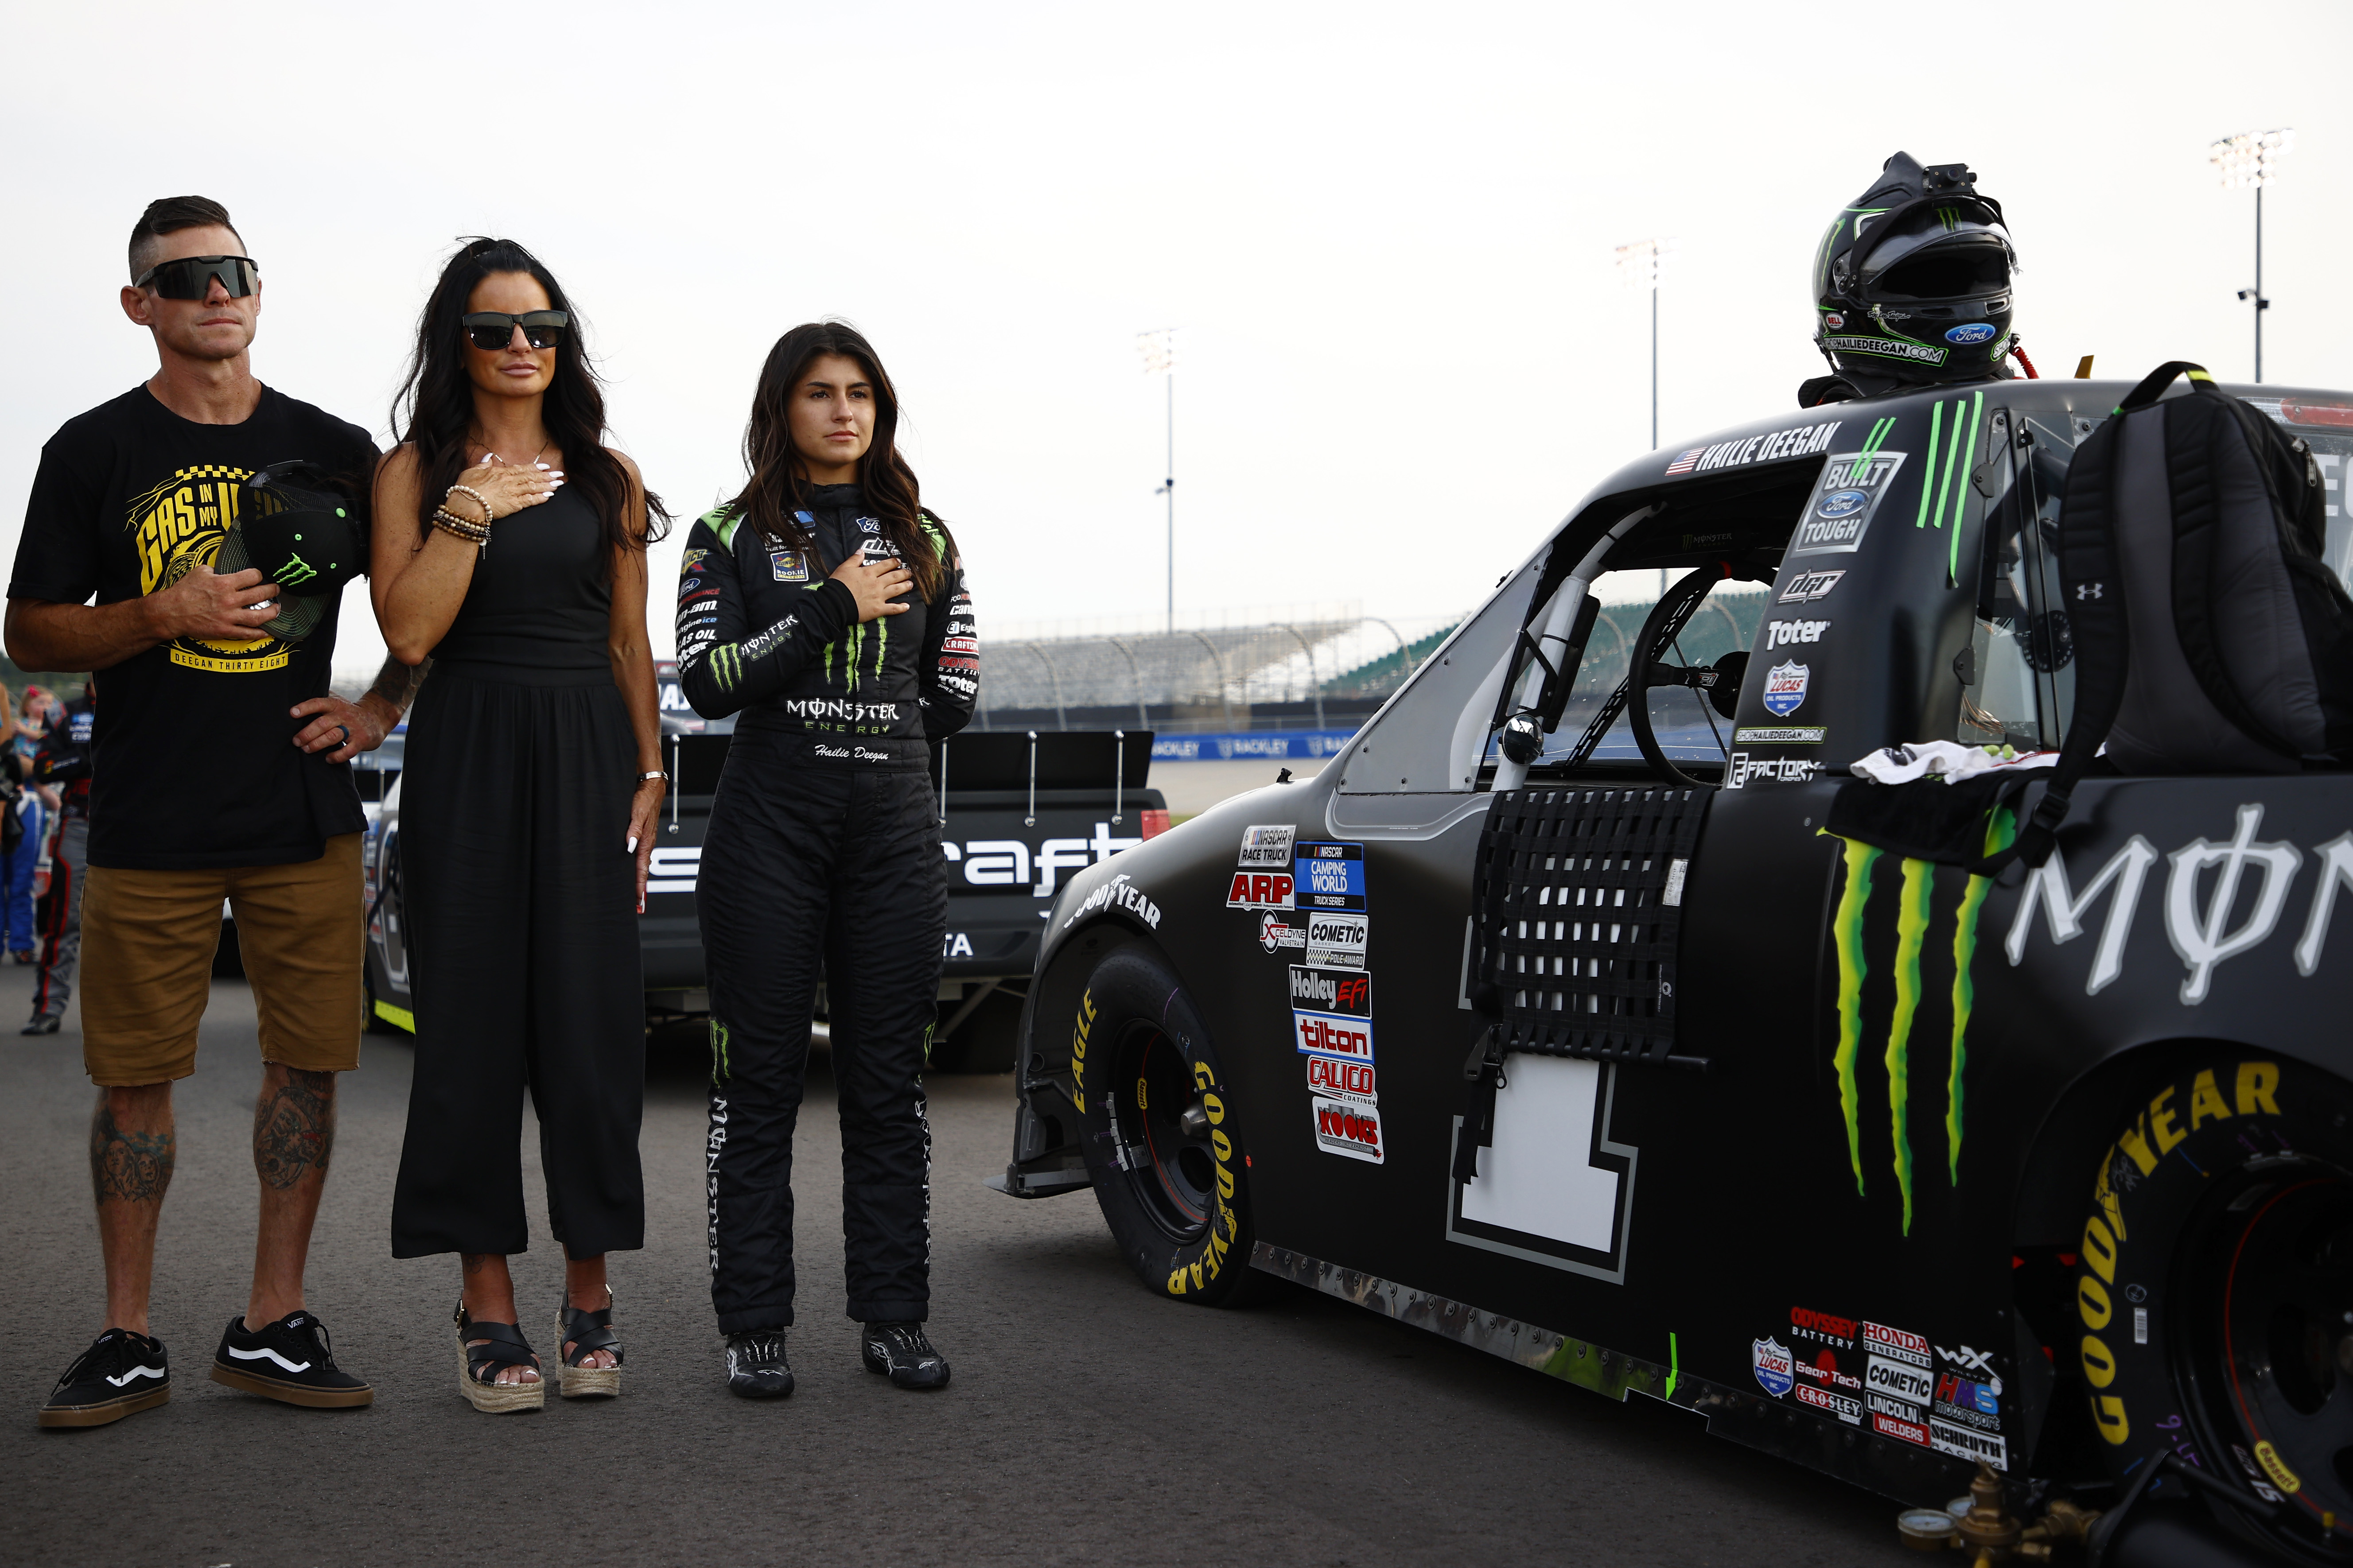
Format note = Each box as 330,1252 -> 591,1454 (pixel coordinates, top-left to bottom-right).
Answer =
246,1063 -> 338,1327
91,1083 -> 175,1337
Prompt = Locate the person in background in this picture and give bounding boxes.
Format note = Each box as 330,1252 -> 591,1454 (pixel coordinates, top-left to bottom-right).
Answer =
4,682 -> 59,964
376,238 -> 665,1414
677,321 -> 977,1399
26,678 -> 95,1035
9,195 -> 417,1429
0,683 -> 38,963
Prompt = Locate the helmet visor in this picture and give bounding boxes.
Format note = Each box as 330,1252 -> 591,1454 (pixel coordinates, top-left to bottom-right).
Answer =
1858,203 -> 2013,294
1872,240 -> 2011,303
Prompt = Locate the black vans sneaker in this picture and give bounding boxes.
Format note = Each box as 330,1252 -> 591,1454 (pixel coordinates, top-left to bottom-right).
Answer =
210,1311 -> 373,1408
724,1330 -> 793,1399
861,1322 -> 950,1390
39,1328 -> 169,1427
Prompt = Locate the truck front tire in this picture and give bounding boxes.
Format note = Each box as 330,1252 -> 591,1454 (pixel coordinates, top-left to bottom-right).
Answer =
1070,944 -> 1264,1307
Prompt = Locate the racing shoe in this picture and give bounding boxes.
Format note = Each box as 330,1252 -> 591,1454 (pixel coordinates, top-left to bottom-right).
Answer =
861,1322 -> 950,1390
724,1330 -> 793,1399
38,1328 -> 169,1427
20,1015 -> 58,1036
210,1311 -> 373,1408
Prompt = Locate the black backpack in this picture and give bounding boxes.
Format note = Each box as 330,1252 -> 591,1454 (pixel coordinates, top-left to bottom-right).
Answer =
1830,362 -> 2353,873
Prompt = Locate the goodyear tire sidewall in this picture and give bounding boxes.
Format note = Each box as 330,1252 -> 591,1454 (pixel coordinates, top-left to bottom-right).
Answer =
1070,943 -> 1252,1304
2073,1050 -> 2353,1497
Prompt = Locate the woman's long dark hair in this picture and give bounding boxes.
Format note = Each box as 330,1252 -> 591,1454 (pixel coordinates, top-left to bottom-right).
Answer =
392,237 -> 667,551
730,321 -> 943,598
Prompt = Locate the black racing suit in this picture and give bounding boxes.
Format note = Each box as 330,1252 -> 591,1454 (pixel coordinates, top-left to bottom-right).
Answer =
677,483 -> 976,1332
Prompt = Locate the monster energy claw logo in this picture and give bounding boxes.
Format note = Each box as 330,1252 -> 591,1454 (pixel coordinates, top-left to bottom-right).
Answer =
1828,809 -> 2016,1235
274,552 -> 319,588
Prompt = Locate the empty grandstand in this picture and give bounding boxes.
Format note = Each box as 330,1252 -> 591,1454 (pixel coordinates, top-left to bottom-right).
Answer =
973,605 -> 1459,736
973,583 -> 1772,757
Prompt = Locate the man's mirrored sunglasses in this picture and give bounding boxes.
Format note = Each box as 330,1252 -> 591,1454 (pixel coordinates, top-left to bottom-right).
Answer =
462,311 -> 569,351
134,255 -> 259,300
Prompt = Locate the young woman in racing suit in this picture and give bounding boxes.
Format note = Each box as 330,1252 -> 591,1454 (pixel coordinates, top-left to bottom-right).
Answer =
677,322 -> 976,1397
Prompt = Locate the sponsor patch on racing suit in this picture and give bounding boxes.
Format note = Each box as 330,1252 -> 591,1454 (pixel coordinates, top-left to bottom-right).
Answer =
673,482 -> 976,764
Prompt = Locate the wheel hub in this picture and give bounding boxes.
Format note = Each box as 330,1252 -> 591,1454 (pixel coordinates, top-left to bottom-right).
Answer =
2185,1171 -> 2353,1552
1109,1024 -> 1215,1243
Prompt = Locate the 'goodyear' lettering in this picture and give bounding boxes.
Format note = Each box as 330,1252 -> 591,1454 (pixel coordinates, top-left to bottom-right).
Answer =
2076,1060 -> 2283,1449
1163,1054 -> 1241,1300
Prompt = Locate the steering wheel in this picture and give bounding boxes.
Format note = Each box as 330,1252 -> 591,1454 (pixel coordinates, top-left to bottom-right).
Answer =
1627,566 -> 1748,788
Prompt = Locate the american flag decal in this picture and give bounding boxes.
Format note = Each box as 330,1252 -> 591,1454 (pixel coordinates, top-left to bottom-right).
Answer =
1665,448 -> 1704,475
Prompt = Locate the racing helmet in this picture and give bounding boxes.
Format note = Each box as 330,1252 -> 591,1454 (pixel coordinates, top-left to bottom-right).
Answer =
1813,152 -> 2016,386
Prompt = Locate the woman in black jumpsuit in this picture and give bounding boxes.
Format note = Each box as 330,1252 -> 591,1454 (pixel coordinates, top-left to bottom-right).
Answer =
373,240 -> 668,1413
676,322 -> 976,1397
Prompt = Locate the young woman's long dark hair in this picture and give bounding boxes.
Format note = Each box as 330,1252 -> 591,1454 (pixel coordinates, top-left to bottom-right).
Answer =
392,237 -> 667,551
730,321 -> 943,598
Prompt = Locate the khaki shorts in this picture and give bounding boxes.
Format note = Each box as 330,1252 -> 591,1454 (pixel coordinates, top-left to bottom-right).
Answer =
82,833 -> 364,1087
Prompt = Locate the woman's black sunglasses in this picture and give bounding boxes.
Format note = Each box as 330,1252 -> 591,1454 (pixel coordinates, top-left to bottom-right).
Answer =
462,310 -> 569,351
134,255 -> 259,300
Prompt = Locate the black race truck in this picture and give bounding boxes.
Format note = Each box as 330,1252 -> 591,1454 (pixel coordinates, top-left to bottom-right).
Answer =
363,664 -> 1169,1070
997,377 -> 2353,1563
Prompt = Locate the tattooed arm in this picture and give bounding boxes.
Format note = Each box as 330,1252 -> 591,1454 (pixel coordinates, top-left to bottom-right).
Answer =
290,653 -> 426,765
368,655 -> 430,713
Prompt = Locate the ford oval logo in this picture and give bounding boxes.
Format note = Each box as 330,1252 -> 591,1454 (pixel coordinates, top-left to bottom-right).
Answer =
1945,322 -> 1997,345
1816,489 -> 1869,520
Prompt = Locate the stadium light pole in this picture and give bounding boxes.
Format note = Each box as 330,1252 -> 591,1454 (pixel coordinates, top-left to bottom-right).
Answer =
2210,128 -> 2292,383
1615,238 -> 1676,449
1137,328 -> 1179,633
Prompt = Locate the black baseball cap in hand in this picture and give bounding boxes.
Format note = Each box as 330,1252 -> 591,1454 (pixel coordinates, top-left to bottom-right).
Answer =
218,462 -> 365,640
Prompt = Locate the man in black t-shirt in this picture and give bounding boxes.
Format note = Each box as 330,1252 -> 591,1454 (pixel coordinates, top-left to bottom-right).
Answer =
10,196 -> 425,1427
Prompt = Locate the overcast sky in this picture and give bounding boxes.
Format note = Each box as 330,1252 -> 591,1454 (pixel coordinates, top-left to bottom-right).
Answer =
5,0 -> 2348,681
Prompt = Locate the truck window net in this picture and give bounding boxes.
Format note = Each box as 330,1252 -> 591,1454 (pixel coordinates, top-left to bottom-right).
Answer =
1468,785 -> 1712,1069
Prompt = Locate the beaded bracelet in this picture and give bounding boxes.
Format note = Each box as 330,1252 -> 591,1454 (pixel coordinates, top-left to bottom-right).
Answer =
444,484 -> 495,526
430,510 -> 490,551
